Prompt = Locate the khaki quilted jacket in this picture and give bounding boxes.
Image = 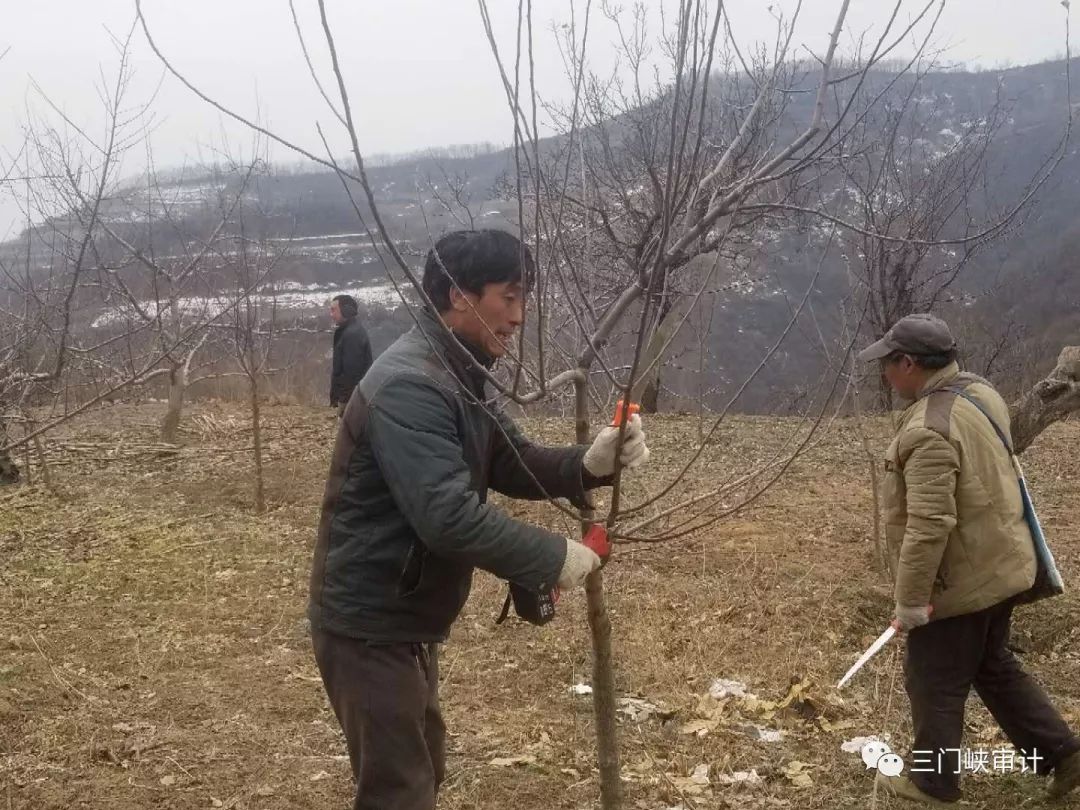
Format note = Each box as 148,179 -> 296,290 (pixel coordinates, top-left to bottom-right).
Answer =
883,362 -> 1037,619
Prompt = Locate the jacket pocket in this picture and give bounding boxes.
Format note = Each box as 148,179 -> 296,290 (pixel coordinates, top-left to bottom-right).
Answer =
397,540 -> 426,597
882,460 -> 906,521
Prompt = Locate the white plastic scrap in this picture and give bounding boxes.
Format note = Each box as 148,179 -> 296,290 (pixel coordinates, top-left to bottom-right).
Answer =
751,725 -> 784,743
841,735 -> 889,754
709,678 -> 756,700
570,683 -> 593,696
716,769 -> 764,787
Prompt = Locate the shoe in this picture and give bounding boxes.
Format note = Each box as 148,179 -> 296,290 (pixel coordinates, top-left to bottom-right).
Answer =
875,772 -> 954,805
1049,750 -> 1080,799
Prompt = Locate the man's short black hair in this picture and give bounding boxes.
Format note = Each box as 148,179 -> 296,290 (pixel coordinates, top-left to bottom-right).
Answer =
886,349 -> 958,370
913,351 -> 958,370
422,229 -> 534,312
333,294 -> 358,318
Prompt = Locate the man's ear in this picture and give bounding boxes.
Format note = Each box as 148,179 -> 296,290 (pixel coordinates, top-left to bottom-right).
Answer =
448,286 -> 475,312
900,355 -> 923,379
448,286 -> 464,311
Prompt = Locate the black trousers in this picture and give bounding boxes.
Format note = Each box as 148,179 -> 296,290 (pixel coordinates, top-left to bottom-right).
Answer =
905,599 -> 1079,801
312,629 -> 445,810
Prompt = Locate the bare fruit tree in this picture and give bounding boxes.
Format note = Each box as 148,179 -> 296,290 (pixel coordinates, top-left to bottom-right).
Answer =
0,24 -> 152,478
826,54 -> 1072,406
86,155 -> 268,443
0,29 -> 287,470
217,201 -> 292,513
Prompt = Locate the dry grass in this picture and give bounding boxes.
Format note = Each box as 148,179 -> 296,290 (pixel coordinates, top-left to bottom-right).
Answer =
1,403 -> 1078,809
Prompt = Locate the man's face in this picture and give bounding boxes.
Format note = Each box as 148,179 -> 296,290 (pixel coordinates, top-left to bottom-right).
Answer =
448,280 -> 525,358
329,300 -> 344,325
881,353 -> 923,400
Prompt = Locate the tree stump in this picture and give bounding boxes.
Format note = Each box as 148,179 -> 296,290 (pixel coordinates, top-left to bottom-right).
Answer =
1011,346 -> 1080,454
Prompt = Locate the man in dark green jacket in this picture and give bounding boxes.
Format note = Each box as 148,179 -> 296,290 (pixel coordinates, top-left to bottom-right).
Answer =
309,229 -> 649,810
328,294 -> 374,414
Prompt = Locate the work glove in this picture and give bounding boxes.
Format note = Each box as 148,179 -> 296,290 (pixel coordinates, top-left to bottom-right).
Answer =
893,603 -> 931,630
557,537 -> 602,590
583,413 -> 650,477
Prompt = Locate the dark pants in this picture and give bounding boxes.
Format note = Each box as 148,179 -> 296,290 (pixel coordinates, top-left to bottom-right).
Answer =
312,629 -> 446,810
905,599 -> 1079,801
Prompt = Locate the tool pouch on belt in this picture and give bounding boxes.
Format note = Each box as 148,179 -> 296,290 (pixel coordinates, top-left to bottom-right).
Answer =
493,526 -> 610,626
496,583 -> 559,626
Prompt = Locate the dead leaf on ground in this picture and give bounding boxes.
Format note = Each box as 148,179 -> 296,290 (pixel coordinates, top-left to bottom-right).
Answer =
489,754 -> 538,767
818,717 -> 857,733
679,717 -> 720,737
670,763 -> 710,796
617,696 -> 674,722
782,760 -> 814,788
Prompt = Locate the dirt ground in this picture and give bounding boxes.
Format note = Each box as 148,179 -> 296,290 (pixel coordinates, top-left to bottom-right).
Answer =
2,402 -> 1078,809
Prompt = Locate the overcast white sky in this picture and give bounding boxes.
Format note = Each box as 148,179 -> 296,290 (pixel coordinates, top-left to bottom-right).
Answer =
0,1 -> 1072,235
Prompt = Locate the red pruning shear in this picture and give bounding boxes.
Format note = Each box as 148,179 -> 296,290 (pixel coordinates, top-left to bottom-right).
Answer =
578,399 -> 639,563
611,398 -> 640,427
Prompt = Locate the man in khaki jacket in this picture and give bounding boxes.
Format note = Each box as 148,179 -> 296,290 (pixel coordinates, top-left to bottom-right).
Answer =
860,314 -> 1079,804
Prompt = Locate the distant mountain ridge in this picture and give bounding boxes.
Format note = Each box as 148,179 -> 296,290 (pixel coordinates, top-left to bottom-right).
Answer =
3,58 -> 1076,410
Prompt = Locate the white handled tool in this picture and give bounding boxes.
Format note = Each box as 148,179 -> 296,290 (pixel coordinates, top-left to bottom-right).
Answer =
836,625 -> 896,689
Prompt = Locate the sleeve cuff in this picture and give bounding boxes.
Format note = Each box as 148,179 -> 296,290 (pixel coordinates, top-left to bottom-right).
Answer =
571,454 -> 614,511
582,468 -> 615,490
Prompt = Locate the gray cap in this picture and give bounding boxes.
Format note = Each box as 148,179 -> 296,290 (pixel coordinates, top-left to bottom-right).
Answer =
858,313 -> 957,362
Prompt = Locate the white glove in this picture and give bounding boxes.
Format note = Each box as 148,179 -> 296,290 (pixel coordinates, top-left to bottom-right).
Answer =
557,538 -> 602,589
893,603 -> 931,630
583,413 -> 650,477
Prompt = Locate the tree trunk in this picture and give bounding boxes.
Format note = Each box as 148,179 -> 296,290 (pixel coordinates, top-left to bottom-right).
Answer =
33,433 -> 52,490
697,306 -> 705,445
21,417 -> 51,489
250,371 -> 265,513
0,452 -> 20,484
161,365 -> 187,444
1010,346 -> 1080,454
575,376 -> 622,809
21,430 -> 32,485
636,299 -> 679,414
639,378 -> 660,415
852,372 -> 890,579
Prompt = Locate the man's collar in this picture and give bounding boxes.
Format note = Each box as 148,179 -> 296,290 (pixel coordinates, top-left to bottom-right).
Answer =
415,308 -> 496,390
916,361 -> 961,399
455,334 -> 495,369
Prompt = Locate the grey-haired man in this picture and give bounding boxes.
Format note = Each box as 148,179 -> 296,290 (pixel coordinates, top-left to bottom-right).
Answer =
862,314 -> 1080,804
